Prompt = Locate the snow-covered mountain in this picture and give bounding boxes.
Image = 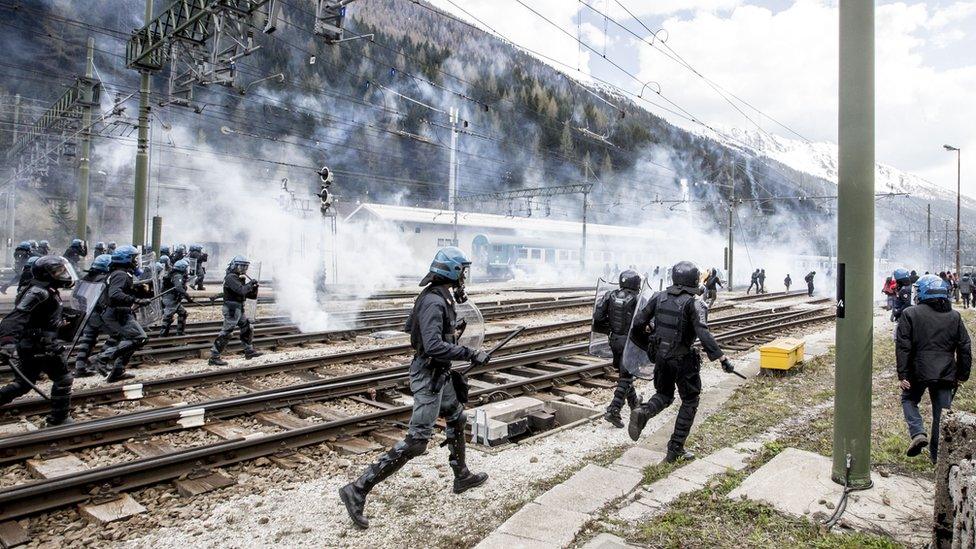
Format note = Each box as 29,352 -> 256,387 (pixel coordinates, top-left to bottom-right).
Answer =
706,126 -> 975,213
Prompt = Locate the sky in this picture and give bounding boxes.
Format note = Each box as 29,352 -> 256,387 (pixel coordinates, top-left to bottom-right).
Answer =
427,0 -> 976,197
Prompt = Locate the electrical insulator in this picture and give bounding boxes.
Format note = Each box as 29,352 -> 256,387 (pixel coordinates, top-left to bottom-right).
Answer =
318,165 -> 333,186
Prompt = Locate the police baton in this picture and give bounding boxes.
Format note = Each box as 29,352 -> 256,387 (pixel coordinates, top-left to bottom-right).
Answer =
460,326 -> 526,375
722,358 -> 747,380
136,286 -> 178,307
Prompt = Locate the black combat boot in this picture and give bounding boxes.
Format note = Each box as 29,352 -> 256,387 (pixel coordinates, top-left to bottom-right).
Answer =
176,317 -> 186,336
243,348 -> 263,360
208,353 -> 228,366
628,405 -> 652,441
105,358 -> 135,382
339,437 -> 426,529
158,322 -> 171,338
73,360 -> 95,378
603,409 -> 624,429
447,432 -> 488,494
662,449 -> 695,464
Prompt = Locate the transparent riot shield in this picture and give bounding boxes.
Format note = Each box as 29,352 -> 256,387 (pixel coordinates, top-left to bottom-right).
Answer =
588,278 -> 617,358
621,281 -> 658,380
453,300 -> 485,365
136,253 -> 163,327
245,262 -> 262,320
186,257 -> 198,277
60,278 -> 105,344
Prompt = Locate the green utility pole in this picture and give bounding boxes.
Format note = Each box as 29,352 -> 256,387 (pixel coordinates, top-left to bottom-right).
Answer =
151,216 -> 162,255
132,0 -> 153,245
833,0 -> 875,489
76,37 -> 95,240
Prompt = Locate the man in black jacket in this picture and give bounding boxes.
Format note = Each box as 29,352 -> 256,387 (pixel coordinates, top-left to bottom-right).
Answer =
339,247 -> 490,529
94,245 -> 151,382
746,269 -> 759,294
627,261 -> 737,463
0,256 -> 77,426
703,268 -> 723,307
896,274 -> 972,463
592,270 -> 642,428
208,256 -> 262,365
757,268 -> 767,294
805,271 -> 816,297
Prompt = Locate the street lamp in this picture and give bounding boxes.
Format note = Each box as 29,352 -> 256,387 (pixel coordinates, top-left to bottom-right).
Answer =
945,144 -> 961,279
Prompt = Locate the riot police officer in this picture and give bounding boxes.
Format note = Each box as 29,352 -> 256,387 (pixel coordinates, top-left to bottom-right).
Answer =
340,247 -> 490,529
93,242 -> 107,257
627,261 -> 735,463
891,268 -> 913,322
592,270 -> 642,428
63,239 -> 88,270
188,244 -> 207,290
159,245 -> 171,259
0,256 -> 77,426
171,244 -> 187,263
93,246 -> 151,382
156,255 -> 172,275
106,242 -> 117,254
73,254 -> 114,377
36,240 -> 51,256
208,256 -> 262,365
1,242 -> 33,294
13,257 -> 40,296
160,259 -> 193,337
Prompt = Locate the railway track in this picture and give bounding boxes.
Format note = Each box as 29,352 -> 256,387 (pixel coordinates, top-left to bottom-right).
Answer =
0,299 -> 836,523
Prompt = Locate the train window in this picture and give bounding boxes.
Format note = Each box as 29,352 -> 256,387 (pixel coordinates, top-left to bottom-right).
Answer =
531,249 -> 542,260
415,226 -> 421,234
437,238 -> 454,247
518,248 -> 528,259
493,245 -> 505,253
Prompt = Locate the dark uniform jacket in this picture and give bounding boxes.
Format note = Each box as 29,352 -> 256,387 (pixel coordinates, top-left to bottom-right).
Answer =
404,284 -> 475,369
163,271 -> 189,299
891,282 -> 913,321
896,300 -> 972,384
223,273 -> 257,304
101,268 -> 149,313
630,287 -> 723,363
704,274 -> 723,292
593,288 -> 639,353
0,282 -> 63,351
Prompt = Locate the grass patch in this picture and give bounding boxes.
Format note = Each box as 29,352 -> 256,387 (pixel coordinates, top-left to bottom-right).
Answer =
781,310 -> 976,479
632,484 -> 903,548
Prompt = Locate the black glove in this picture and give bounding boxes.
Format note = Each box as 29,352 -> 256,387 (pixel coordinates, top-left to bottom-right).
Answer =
720,357 -> 734,374
470,350 -> 490,367
0,343 -> 16,362
134,298 -> 151,307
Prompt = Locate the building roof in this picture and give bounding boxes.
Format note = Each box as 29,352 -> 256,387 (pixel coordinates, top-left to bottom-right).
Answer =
345,202 -> 662,241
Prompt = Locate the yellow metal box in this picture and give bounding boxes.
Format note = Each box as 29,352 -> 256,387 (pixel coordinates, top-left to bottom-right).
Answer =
759,338 -> 805,370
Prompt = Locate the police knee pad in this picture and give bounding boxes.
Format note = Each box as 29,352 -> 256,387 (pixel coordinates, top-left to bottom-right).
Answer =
446,412 -> 468,438
51,373 -> 74,395
177,309 -> 188,319
400,435 -> 428,458
653,393 -> 675,409
132,336 -> 149,348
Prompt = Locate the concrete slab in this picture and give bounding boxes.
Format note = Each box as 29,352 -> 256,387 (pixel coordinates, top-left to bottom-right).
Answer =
475,531 -> 560,549
611,447 -> 666,471
495,502 -> 590,547
615,498 -> 662,522
701,447 -> 754,472
642,475 -> 702,507
535,464 -> 642,514
670,458 -> 729,485
582,533 -> 638,549
728,448 -> 933,546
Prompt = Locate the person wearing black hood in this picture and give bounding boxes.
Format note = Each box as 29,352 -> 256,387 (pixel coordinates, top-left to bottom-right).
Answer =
805,271 -> 816,297
746,269 -> 760,294
626,261 -> 737,463
593,270 -> 642,428
757,268 -> 767,294
896,274 -> 971,463
339,247 -> 490,529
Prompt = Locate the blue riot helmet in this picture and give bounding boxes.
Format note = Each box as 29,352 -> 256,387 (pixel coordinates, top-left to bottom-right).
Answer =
916,274 -> 950,302
228,255 -> 250,275
175,244 -> 187,255
159,245 -> 171,257
71,238 -> 83,248
173,259 -> 190,272
25,256 -> 38,268
39,240 -> 49,248
28,240 -> 38,251
893,268 -> 911,283
111,245 -> 140,268
107,241 -> 117,253
189,244 -> 202,253
420,246 -> 472,302
90,254 -> 113,273
15,241 -> 31,252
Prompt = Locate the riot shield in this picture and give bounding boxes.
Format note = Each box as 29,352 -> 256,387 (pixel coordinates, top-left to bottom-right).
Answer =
187,257 -> 198,277
136,253 -> 163,327
621,281 -> 658,380
60,279 -> 105,344
245,262 -> 262,320
453,300 -> 485,366
588,278 -> 616,358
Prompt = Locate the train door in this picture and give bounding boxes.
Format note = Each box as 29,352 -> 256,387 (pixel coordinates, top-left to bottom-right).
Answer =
545,249 -> 555,264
